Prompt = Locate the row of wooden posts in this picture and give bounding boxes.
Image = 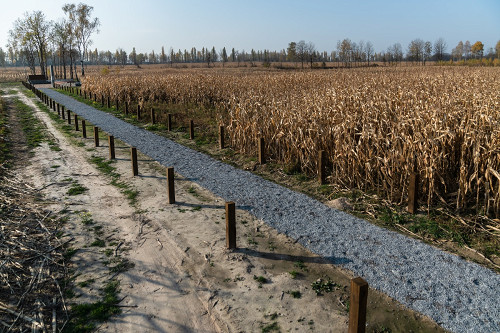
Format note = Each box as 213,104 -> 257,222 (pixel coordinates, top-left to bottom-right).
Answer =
25,81 -> 369,332
55,84 -> 423,215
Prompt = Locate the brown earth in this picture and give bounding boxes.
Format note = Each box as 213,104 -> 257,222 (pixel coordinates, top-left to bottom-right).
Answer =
1,85 -> 447,332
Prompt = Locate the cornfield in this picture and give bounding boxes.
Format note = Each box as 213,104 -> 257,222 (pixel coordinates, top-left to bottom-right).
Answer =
81,66 -> 500,216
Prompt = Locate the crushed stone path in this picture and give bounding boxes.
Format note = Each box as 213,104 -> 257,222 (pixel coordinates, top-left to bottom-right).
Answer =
41,88 -> 500,333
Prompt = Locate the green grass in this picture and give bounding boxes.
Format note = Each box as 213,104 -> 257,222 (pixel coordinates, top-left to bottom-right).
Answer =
311,278 -> 341,295
288,290 -> 301,298
0,97 -> 11,166
14,98 -> 47,149
67,182 -> 88,196
90,239 -> 106,247
64,280 -> 121,333
261,322 -> 280,333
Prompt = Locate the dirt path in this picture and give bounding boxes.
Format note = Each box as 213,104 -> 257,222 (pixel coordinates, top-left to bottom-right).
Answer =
2,86 -> 446,332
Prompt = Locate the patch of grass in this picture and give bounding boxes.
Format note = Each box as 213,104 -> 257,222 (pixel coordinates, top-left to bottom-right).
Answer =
77,278 -> 95,288
287,290 -> 301,298
188,186 -> 199,197
63,247 -> 78,260
289,270 -> 300,279
109,258 -> 135,274
67,182 -> 88,196
104,248 -> 113,257
311,278 -> 341,295
14,98 -> 47,149
261,322 -> 280,333
64,280 -> 121,332
293,260 -> 308,271
79,211 -> 94,225
253,275 -> 267,288
90,239 -> 106,247
191,205 -> 202,211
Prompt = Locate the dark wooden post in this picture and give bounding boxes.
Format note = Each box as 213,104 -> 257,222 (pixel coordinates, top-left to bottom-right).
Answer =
57,103 -> 60,116
225,202 -> 236,249
108,136 -> 115,159
84,91 -> 87,99
94,127 -> 99,147
189,120 -> 194,139
348,277 -> 368,333
258,137 -> 265,164
408,172 -> 419,214
82,120 -> 87,138
67,110 -> 71,124
74,115 -> 79,131
61,106 -> 65,119
167,113 -> 172,131
125,101 -> 129,115
318,150 -> 327,185
131,147 -> 138,176
115,98 -> 119,111
137,105 -> 141,120
107,96 -> 110,108
89,92 -> 92,100
150,108 -> 155,124
101,94 -> 104,107
219,125 -> 224,149
167,167 -> 175,204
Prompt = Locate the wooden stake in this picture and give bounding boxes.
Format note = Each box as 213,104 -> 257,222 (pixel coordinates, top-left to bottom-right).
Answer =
258,137 -> 265,164
67,110 -> 71,124
137,105 -> 141,120
151,108 -> 155,124
225,202 -> 236,249
189,120 -> 194,139
57,104 -> 60,116
348,277 -> 368,333
107,96 -> 110,108
115,98 -> 119,111
94,127 -> 99,147
131,147 -> 138,176
219,125 -> 225,149
108,136 -> 115,159
74,115 -> 79,131
408,172 -> 419,214
61,106 -> 65,119
167,113 -> 172,131
167,167 -> 175,204
101,94 -> 104,107
318,150 -> 327,185
82,120 -> 87,138
125,101 -> 129,115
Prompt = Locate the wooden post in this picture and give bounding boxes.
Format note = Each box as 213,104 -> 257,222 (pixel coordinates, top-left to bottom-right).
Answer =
348,277 -> 368,333
94,127 -> 99,147
115,98 -> 119,111
57,103 -> 60,116
219,125 -> 224,149
318,150 -> 326,185
131,147 -> 138,176
150,108 -> 155,124
166,167 -> 175,204
108,136 -> 115,159
258,137 -> 265,164
61,106 -> 65,119
125,101 -> 129,115
137,105 -> 141,120
408,172 -> 419,214
84,91 -> 87,99
225,202 -> 236,249
82,120 -> 87,138
167,113 -> 172,131
101,94 -> 104,107
89,92 -> 92,100
74,115 -> 79,131
67,110 -> 71,124
107,96 -> 110,108
189,120 -> 194,139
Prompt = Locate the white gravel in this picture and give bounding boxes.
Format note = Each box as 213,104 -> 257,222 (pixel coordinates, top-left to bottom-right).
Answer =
41,88 -> 500,333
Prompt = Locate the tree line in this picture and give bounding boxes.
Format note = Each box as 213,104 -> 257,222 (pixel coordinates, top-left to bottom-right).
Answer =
2,3 -> 499,74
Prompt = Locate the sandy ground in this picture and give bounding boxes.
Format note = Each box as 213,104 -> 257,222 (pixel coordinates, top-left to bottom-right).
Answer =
3,87 -> 446,332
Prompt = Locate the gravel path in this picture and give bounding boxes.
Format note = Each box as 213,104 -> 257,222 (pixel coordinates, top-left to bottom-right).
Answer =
41,88 -> 500,333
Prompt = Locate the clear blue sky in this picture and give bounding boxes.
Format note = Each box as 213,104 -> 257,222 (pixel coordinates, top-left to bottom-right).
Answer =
1,0 -> 499,55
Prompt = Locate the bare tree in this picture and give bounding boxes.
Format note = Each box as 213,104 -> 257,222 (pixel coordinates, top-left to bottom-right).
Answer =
407,39 -> 425,64
296,40 -> 307,69
365,41 -> 374,66
424,41 -> 432,65
433,37 -> 447,61
306,42 -> 316,69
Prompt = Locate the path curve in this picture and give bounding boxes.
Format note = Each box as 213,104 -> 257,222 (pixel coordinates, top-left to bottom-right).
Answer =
41,88 -> 500,333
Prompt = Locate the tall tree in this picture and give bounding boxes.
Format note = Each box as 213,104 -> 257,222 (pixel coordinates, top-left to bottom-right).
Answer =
433,37 -> 447,61
424,41 -> 432,64
287,42 -> 297,63
8,11 -> 51,76
0,48 -> 6,67
129,47 -> 137,65
337,38 -> 352,67
496,40 -> 500,59
471,41 -> 484,58
296,40 -> 308,69
463,41 -> 471,59
407,39 -> 425,64
365,41 -> 374,66
220,47 -> 228,67
452,41 -> 464,61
